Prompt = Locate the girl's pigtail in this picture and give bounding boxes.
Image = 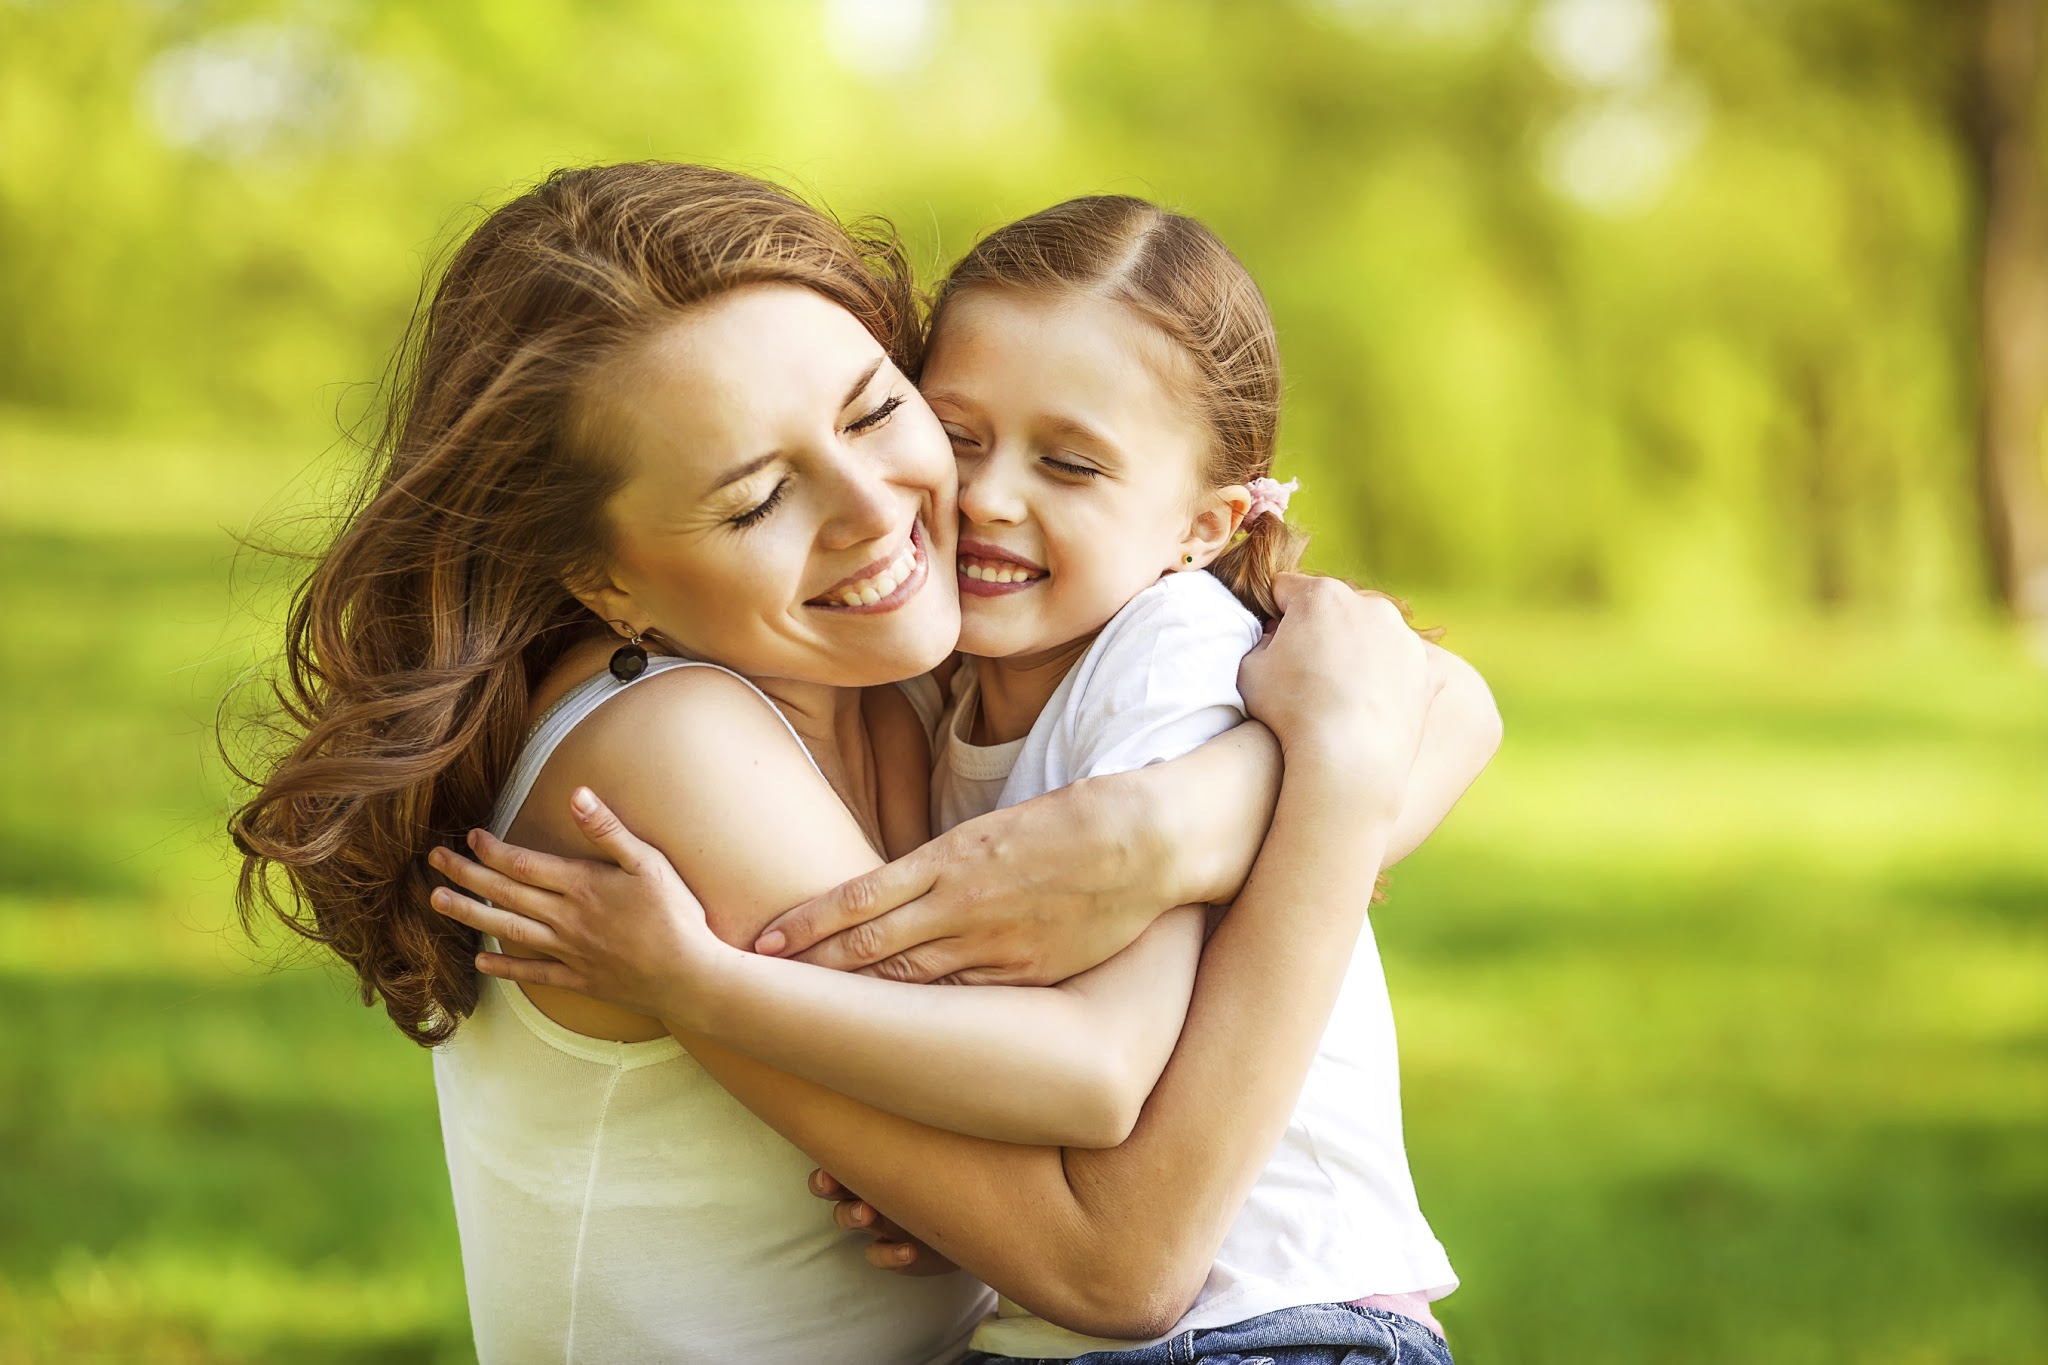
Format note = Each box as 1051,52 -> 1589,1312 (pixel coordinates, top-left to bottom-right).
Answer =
1210,511 -> 1310,622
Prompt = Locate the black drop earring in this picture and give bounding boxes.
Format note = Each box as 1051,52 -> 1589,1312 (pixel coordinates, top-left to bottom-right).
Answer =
609,629 -> 649,682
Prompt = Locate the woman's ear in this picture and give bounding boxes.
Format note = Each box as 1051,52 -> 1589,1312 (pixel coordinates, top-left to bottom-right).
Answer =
567,569 -> 636,638
1176,484 -> 1251,570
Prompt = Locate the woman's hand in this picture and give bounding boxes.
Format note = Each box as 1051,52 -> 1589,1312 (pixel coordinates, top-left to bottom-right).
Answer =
1238,573 -> 1440,798
751,774 -> 1179,986
809,1169 -> 960,1277
425,788 -> 728,1022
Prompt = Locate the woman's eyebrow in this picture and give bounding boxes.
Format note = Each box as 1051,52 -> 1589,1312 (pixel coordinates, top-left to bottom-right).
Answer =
703,358 -> 890,496
706,452 -> 779,495
842,356 -> 885,409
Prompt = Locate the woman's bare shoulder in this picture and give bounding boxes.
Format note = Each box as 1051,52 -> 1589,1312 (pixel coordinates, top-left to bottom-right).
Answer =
524,664 -> 881,941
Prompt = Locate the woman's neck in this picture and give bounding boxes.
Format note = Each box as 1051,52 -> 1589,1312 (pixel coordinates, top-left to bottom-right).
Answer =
972,635 -> 1097,745
752,676 -> 885,851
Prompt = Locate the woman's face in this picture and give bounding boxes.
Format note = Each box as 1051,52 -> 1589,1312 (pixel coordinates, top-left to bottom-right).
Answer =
579,284 -> 960,688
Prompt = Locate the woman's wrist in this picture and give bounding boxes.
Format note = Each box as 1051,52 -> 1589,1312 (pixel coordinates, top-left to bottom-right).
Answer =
1094,766 -> 1214,911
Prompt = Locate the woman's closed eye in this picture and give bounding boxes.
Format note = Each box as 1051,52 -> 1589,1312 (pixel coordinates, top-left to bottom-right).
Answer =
845,393 -> 904,436
728,478 -> 790,529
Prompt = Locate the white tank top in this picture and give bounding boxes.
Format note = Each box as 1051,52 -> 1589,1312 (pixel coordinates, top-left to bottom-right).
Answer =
431,657 -> 989,1364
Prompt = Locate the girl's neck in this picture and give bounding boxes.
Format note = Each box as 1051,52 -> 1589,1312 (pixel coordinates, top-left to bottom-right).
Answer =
972,635 -> 1097,745
752,676 -> 885,851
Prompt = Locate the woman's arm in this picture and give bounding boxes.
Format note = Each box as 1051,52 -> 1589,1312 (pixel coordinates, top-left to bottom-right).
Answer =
438,578 -> 1443,1338
753,636 -> 1499,986
431,666 -> 1203,1147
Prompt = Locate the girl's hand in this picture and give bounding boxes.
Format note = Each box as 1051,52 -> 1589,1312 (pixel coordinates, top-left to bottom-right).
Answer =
425,787 -> 726,1021
751,777 -> 1173,986
809,1169 -> 960,1277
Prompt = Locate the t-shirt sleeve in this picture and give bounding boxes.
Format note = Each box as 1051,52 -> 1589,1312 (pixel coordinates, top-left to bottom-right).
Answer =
1061,579 -> 1264,781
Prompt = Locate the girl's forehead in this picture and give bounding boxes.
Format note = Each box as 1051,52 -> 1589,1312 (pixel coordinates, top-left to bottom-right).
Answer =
924,288 -> 1197,408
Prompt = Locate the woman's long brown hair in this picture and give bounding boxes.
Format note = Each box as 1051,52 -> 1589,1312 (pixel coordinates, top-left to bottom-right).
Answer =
225,163 -> 923,1044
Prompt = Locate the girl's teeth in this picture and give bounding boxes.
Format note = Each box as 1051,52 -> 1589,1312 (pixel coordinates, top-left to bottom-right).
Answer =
962,560 -> 1038,584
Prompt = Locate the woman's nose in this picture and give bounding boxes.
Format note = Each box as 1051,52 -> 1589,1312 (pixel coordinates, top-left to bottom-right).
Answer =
819,454 -> 901,551
956,449 -> 1025,527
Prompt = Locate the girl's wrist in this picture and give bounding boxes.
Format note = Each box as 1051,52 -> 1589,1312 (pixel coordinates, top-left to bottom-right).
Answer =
659,933 -> 745,1034
1276,739 -> 1405,825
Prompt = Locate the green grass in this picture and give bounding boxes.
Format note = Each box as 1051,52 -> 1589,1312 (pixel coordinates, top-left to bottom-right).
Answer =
3,415 -> 2043,1363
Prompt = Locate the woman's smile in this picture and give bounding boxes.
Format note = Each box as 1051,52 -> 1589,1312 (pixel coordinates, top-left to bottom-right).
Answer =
807,519 -> 933,614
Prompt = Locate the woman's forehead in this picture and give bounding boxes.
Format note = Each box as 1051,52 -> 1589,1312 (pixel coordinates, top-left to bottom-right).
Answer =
597,284 -> 887,486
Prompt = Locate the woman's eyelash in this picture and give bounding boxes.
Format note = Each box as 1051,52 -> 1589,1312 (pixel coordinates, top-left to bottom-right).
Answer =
846,394 -> 904,434
729,478 -> 789,529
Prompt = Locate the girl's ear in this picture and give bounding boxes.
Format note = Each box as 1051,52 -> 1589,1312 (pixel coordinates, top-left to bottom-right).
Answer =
1175,484 -> 1252,570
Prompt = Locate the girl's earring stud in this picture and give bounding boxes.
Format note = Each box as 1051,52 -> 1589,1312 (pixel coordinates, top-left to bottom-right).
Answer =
1182,554 -> 1195,565
609,627 -> 649,682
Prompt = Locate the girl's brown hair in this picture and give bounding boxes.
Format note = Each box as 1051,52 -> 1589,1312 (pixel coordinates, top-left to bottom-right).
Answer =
225,162 -> 922,1045
931,194 -> 1308,619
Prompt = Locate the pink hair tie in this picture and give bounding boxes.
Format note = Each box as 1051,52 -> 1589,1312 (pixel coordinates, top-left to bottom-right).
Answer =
1245,476 -> 1299,525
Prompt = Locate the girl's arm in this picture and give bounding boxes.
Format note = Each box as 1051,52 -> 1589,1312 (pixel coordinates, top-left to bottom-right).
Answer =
758,637 -> 1499,984
431,666 -> 1204,1148
436,577 -> 1442,1339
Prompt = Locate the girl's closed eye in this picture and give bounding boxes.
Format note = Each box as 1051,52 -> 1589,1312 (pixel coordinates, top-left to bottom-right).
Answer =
1041,454 -> 1102,479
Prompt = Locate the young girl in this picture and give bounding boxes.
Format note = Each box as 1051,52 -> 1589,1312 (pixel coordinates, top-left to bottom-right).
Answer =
436,195 -> 1487,1361
910,195 -> 1459,1359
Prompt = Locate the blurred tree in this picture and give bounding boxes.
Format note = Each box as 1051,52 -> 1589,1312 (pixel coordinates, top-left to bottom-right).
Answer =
1959,0 -> 2048,637
0,0 -> 2040,629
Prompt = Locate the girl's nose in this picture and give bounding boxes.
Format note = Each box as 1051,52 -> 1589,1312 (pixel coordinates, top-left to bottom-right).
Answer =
957,449 -> 1025,527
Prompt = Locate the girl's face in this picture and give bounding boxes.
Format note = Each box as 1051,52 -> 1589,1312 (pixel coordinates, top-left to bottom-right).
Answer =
578,283 -> 961,688
920,288 -> 1220,664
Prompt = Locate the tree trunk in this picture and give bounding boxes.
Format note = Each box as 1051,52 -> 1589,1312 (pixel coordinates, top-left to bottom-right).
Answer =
1970,0 -> 2048,646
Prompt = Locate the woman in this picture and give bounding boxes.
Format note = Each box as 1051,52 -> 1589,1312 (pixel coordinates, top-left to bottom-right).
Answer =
231,162 -> 1480,1361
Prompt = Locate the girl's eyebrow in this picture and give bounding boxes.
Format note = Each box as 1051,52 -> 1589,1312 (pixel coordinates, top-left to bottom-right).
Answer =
1041,413 -> 1120,458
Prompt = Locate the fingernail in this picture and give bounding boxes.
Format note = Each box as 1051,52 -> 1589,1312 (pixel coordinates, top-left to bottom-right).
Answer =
431,888 -> 448,908
428,848 -> 446,870
852,1205 -> 871,1225
754,930 -> 786,957
893,1246 -> 913,1264
466,828 -> 481,849
571,788 -> 598,816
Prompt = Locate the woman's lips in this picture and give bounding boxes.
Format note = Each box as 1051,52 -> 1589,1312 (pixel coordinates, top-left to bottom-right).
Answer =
807,521 -> 930,615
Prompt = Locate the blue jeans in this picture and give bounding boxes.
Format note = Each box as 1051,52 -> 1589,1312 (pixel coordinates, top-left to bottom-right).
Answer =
966,1301 -> 1454,1365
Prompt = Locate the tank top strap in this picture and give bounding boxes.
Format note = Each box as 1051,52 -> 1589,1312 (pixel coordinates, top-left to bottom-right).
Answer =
486,657 -> 821,837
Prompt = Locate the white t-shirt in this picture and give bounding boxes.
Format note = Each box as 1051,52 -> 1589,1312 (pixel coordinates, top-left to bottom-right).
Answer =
933,571 -> 1459,1360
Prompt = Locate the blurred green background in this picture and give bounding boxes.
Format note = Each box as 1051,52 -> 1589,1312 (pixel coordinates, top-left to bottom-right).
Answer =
3,1 -> 2044,1361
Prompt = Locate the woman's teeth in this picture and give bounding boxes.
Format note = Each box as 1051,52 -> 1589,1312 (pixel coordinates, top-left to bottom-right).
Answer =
834,541 -> 919,606
960,560 -> 1041,584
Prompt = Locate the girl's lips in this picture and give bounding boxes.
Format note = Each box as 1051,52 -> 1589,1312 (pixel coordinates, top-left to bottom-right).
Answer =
958,569 -> 1042,598
807,520 -> 931,616
956,537 -> 1047,597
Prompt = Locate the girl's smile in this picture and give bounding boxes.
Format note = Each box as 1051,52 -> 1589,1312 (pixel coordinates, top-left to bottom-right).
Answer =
957,538 -> 1049,595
